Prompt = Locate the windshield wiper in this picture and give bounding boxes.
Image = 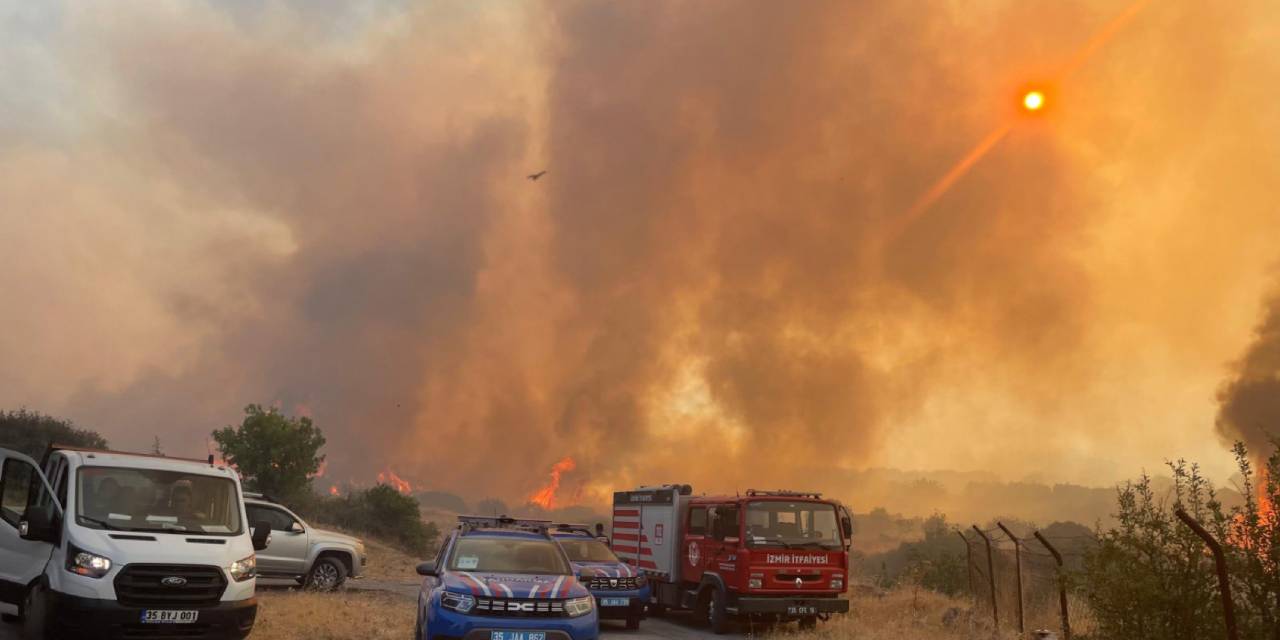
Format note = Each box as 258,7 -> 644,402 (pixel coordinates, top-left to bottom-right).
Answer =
77,515 -> 124,531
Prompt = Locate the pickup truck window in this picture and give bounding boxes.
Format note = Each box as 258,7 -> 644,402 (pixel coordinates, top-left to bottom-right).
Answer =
246,505 -> 299,532
76,466 -> 242,535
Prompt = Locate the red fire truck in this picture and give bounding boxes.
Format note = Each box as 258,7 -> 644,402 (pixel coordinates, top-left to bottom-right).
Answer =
612,484 -> 853,634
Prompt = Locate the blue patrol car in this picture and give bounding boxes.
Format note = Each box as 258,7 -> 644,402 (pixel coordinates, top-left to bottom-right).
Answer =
415,516 -> 598,640
550,525 -> 650,630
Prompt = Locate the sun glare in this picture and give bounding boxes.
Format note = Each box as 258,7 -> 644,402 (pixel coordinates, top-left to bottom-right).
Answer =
1023,90 -> 1045,111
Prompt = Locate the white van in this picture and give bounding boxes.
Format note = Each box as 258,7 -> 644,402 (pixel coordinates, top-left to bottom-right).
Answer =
0,445 -> 270,639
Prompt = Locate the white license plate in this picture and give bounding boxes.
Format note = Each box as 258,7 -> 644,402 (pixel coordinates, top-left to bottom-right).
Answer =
787,606 -> 817,615
490,632 -> 545,640
600,598 -> 630,607
141,610 -> 199,624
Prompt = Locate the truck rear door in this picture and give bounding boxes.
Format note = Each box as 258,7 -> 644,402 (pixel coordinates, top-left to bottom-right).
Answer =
0,448 -> 61,614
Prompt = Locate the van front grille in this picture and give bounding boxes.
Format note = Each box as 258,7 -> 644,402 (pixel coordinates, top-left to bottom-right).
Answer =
114,565 -> 227,607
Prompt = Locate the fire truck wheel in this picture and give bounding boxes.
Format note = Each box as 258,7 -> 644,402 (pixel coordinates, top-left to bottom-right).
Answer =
648,602 -> 666,617
706,587 -> 730,635
798,616 -> 818,631
625,614 -> 641,630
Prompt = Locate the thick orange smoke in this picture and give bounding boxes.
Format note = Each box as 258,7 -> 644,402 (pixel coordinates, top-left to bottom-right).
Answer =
377,469 -> 412,495
528,457 -> 577,510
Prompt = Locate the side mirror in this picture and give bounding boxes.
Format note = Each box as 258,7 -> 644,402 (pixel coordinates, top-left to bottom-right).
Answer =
288,521 -> 305,534
416,561 -> 438,577
841,516 -> 853,539
252,520 -> 273,551
19,507 -> 56,543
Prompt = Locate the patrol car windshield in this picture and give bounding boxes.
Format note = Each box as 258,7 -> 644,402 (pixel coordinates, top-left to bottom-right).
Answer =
745,501 -> 841,549
449,537 -> 571,574
76,466 -> 242,535
558,538 -> 619,563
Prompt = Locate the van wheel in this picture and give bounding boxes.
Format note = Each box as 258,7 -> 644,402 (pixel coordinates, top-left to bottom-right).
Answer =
22,583 -> 57,640
305,557 -> 348,591
706,587 -> 730,635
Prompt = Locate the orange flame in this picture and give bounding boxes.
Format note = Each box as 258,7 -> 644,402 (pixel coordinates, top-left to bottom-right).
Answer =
329,485 -> 340,497
310,458 -> 328,479
377,468 -> 412,495
528,456 -> 577,509
1259,468 -> 1275,524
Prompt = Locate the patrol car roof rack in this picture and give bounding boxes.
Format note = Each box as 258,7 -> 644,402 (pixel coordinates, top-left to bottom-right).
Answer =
745,489 -> 823,499
550,523 -> 595,537
457,515 -> 553,536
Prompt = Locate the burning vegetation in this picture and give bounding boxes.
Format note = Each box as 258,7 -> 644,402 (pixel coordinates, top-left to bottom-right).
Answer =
377,469 -> 412,495
527,456 -> 576,510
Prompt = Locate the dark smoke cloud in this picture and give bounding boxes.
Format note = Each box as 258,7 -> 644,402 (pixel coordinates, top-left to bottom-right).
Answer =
2,0 -> 1279,505
1217,285 -> 1280,451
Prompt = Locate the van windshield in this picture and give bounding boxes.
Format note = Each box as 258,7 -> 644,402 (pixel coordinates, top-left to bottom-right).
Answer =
76,466 -> 242,535
744,501 -> 841,550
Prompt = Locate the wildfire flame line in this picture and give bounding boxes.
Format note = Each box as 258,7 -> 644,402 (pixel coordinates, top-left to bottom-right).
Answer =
377,468 -> 413,495
528,456 -> 576,510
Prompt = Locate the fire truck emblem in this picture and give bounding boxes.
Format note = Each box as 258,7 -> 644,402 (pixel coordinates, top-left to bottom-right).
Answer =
795,577 -> 803,588
688,542 -> 701,567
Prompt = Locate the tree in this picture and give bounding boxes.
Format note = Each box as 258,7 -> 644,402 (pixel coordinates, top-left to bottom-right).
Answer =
212,404 -> 325,502
0,409 -> 107,459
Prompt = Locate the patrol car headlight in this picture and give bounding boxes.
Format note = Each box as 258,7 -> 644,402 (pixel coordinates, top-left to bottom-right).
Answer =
66,544 -> 113,578
441,591 -> 475,614
229,555 -> 257,582
565,596 -> 594,617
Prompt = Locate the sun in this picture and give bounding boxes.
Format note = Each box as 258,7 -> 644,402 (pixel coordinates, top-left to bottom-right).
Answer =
1023,90 -> 1046,111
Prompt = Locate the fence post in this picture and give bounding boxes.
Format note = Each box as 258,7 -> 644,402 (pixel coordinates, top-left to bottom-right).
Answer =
957,531 -> 976,605
973,525 -> 998,630
1174,508 -> 1240,640
1033,531 -> 1072,640
997,522 -> 1025,635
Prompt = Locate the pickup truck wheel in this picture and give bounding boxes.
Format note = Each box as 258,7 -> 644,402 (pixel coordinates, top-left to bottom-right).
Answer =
305,557 -> 348,591
706,587 -> 730,635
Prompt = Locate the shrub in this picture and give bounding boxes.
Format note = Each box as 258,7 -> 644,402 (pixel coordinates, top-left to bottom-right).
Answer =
304,485 -> 440,556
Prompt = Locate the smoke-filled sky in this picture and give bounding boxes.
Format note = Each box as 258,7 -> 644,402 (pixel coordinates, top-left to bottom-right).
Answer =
3,0 -> 1279,506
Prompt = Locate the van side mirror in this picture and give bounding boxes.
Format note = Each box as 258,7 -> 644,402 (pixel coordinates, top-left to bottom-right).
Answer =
251,521 -> 272,551
19,506 -> 57,544
416,561 -> 438,577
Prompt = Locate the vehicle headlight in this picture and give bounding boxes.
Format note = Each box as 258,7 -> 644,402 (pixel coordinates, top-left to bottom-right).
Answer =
565,595 -> 594,617
229,555 -> 257,582
830,576 -> 844,589
748,578 -> 763,589
441,591 -> 476,613
66,544 -> 113,578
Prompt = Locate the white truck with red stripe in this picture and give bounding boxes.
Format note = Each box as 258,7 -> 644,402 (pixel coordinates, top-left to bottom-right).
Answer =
612,485 -> 853,634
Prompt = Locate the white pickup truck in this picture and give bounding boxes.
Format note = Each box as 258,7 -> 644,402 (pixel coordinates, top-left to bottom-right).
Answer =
0,445 -> 270,639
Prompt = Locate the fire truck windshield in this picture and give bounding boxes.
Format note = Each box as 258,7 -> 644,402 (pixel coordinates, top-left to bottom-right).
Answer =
744,501 -> 842,549
557,538 -> 619,563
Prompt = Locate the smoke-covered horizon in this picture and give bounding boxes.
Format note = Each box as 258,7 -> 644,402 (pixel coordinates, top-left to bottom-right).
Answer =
3,0 -> 1279,507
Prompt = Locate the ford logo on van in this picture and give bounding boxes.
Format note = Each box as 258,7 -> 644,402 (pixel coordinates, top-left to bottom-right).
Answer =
161,576 -> 188,587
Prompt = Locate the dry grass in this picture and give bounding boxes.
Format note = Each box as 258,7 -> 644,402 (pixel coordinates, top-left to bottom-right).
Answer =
360,534 -> 422,581
774,588 -> 1029,640
253,590 -> 414,640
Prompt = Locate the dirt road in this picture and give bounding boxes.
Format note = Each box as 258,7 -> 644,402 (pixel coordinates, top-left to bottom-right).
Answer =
0,579 -> 734,640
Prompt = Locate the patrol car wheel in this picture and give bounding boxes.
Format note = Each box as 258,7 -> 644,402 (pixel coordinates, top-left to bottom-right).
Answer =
306,557 -> 348,591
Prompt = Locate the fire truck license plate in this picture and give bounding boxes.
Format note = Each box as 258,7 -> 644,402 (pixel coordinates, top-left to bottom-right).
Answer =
141,610 -> 199,624
788,606 -> 817,615
601,598 -> 630,607
490,632 -> 546,640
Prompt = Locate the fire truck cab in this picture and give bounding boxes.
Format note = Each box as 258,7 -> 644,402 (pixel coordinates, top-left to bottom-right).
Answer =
613,485 -> 852,634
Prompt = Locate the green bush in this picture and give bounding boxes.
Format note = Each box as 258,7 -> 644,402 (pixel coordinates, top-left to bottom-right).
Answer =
304,484 -> 441,556
1078,444 -> 1280,639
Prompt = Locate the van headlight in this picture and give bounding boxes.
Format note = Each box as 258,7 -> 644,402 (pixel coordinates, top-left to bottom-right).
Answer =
565,596 -> 594,617
66,544 -> 112,578
441,591 -> 476,613
229,555 -> 257,582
